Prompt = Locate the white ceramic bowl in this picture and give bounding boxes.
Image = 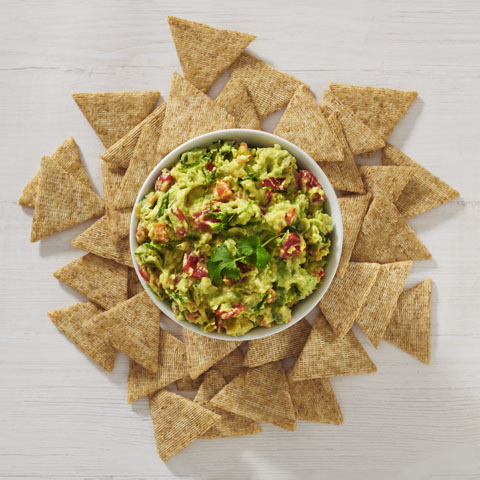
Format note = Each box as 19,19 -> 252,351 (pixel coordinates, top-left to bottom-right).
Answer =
130,129 -> 343,341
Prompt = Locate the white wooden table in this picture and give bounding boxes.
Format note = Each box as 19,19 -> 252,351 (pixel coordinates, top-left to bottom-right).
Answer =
1,1 -> 479,478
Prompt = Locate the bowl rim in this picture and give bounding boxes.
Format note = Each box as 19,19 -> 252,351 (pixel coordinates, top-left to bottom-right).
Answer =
130,128 -> 343,341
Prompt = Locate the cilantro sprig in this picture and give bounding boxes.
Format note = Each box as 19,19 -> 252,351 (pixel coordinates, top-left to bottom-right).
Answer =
206,235 -> 271,285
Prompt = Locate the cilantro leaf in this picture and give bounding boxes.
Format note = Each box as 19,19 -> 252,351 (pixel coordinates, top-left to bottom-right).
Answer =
254,246 -> 269,270
207,245 -> 241,285
156,192 -> 169,218
237,235 -> 259,257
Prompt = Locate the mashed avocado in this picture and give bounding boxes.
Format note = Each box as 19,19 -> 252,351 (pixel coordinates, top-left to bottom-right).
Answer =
134,140 -> 332,337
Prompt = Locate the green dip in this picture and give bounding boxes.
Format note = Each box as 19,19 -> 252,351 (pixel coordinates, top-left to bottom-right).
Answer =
134,140 -> 332,337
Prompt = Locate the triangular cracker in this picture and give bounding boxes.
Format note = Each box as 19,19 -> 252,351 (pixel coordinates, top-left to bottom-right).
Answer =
383,279 -> 432,364
274,85 -> 343,162
210,361 -> 296,431
168,16 -> 255,93
72,216 -> 133,267
177,347 -> 246,391
336,193 -> 371,278
19,170 -> 40,207
319,262 -> 380,338
330,83 -> 418,140
184,328 -> 241,379
321,90 -> 385,155
83,291 -> 160,372
30,156 -> 104,242
286,373 -> 343,424
382,143 -> 459,217
115,123 -> 161,209
356,261 -> 412,347
149,389 -> 220,462
319,112 -> 365,193
100,103 -> 166,168
243,318 -> 311,367
230,53 -> 306,119
128,267 -> 144,298
72,91 -> 160,148
351,194 -> 431,263
127,329 -> 188,403
157,72 -> 235,155
290,313 -> 377,380
215,77 -> 262,130
48,302 -> 116,372
359,165 -> 414,202
194,369 -> 262,438
53,253 -> 128,310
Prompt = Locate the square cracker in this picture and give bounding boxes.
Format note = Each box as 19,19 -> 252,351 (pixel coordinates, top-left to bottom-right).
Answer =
149,389 -> 220,461
383,279 -> 432,364
289,312 -> 377,381
351,194 -> 431,263
319,262 -> 380,338
243,318 -> 311,367
48,302 -> 116,372
54,253 -> 128,310
127,329 -> 188,403
210,361 -> 296,431
230,53 -> 306,119
194,369 -> 262,438
382,143 -> 459,217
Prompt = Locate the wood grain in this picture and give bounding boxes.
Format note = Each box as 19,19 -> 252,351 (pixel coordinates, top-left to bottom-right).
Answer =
1,1 -> 479,478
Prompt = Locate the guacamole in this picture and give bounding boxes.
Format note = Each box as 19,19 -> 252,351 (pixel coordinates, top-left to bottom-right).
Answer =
134,141 -> 332,337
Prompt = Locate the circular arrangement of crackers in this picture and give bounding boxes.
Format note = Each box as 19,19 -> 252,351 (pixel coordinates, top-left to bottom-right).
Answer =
19,16 -> 459,462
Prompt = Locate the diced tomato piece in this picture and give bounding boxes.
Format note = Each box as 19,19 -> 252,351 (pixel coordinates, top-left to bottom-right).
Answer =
185,312 -> 200,322
216,179 -> 234,200
215,304 -> 245,320
285,207 -> 297,225
183,253 -> 209,279
174,208 -> 186,223
279,232 -> 303,259
263,188 -> 273,206
206,162 -> 215,171
266,290 -> 276,304
298,170 -> 320,190
262,177 -> 286,191
155,171 -> 175,192
152,223 -> 169,243
315,269 -> 325,281
138,267 -> 149,282
135,225 -> 148,243
192,209 -> 220,232
173,208 -> 188,236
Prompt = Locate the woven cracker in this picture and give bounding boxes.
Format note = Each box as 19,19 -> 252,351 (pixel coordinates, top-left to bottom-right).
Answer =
319,112 -> 365,193
356,261 -> 412,347
321,90 -> 385,155
194,369 -> 262,439
274,85 -> 343,162
319,262 -> 380,338
177,347 -> 246,391
168,16 -> 255,93
53,253 -> 128,310
127,329 -> 188,403
30,156 -> 105,242
243,318 -> 312,367
156,72 -> 236,155
115,124 -> 161,209
286,373 -> 343,424
359,165 -> 414,202
184,328 -> 241,379
19,170 -> 40,207
383,279 -> 432,364
83,291 -> 160,372
329,83 -> 418,140
72,91 -> 160,148
230,53 -> 306,119
48,302 -> 116,372
215,77 -> 262,130
382,143 -> 459,217
149,389 -> 220,462
72,216 -> 133,267
210,361 -> 296,431
100,103 -> 166,168
336,193 -> 371,279
128,267 -> 144,298
351,194 -> 431,263
289,312 -> 377,380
